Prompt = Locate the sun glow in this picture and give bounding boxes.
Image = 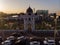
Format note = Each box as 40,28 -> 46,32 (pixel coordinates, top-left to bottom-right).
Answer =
0,1 -> 4,11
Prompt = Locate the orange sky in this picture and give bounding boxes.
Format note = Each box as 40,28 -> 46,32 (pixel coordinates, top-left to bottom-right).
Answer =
0,0 -> 60,16
56,11 -> 60,16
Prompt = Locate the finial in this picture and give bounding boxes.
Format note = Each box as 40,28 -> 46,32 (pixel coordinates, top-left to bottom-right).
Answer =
29,4 -> 30,7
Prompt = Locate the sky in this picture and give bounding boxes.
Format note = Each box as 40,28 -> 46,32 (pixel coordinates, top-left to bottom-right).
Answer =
0,0 -> 60,15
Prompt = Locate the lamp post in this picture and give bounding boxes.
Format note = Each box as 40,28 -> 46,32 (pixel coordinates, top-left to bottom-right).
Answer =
54,13 -> 57,45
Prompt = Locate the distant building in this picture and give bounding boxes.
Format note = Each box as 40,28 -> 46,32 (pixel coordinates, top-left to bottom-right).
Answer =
36,10 -> 48,16
49,13 -> 56,18
57,16 -> 60,29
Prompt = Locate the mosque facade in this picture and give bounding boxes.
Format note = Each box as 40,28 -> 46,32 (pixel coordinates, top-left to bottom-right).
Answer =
3,6 -> 50,30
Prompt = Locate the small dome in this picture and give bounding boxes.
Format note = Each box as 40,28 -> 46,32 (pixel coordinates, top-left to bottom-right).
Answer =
26,6 -> 33,14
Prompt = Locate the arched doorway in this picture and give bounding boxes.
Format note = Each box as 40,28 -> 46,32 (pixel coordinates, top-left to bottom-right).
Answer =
28,23 -> 32,31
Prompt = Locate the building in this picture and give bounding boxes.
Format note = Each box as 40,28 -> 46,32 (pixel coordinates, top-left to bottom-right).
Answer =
36,10 -> 48,16
1,6 -> 56,30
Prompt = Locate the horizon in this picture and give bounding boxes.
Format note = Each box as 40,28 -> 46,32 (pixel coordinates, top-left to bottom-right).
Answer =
0,0 -> 60,15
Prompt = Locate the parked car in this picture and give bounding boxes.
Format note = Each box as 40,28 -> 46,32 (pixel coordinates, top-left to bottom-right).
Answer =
30,41 -> 40,45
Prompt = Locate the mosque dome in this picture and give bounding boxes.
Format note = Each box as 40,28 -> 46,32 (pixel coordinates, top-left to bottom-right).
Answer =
26,6 -> 33,14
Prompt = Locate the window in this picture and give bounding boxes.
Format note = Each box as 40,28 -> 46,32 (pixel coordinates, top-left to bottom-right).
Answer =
29,18 -> 31,21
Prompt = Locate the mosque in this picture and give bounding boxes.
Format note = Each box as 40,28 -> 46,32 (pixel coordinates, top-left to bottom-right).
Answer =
3,6 -> 49,30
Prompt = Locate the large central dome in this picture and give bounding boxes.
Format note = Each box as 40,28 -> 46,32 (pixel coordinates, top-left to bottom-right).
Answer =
26,6 -> 33,15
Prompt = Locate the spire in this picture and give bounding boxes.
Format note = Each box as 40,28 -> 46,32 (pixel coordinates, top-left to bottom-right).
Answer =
29,4 -> 30,7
